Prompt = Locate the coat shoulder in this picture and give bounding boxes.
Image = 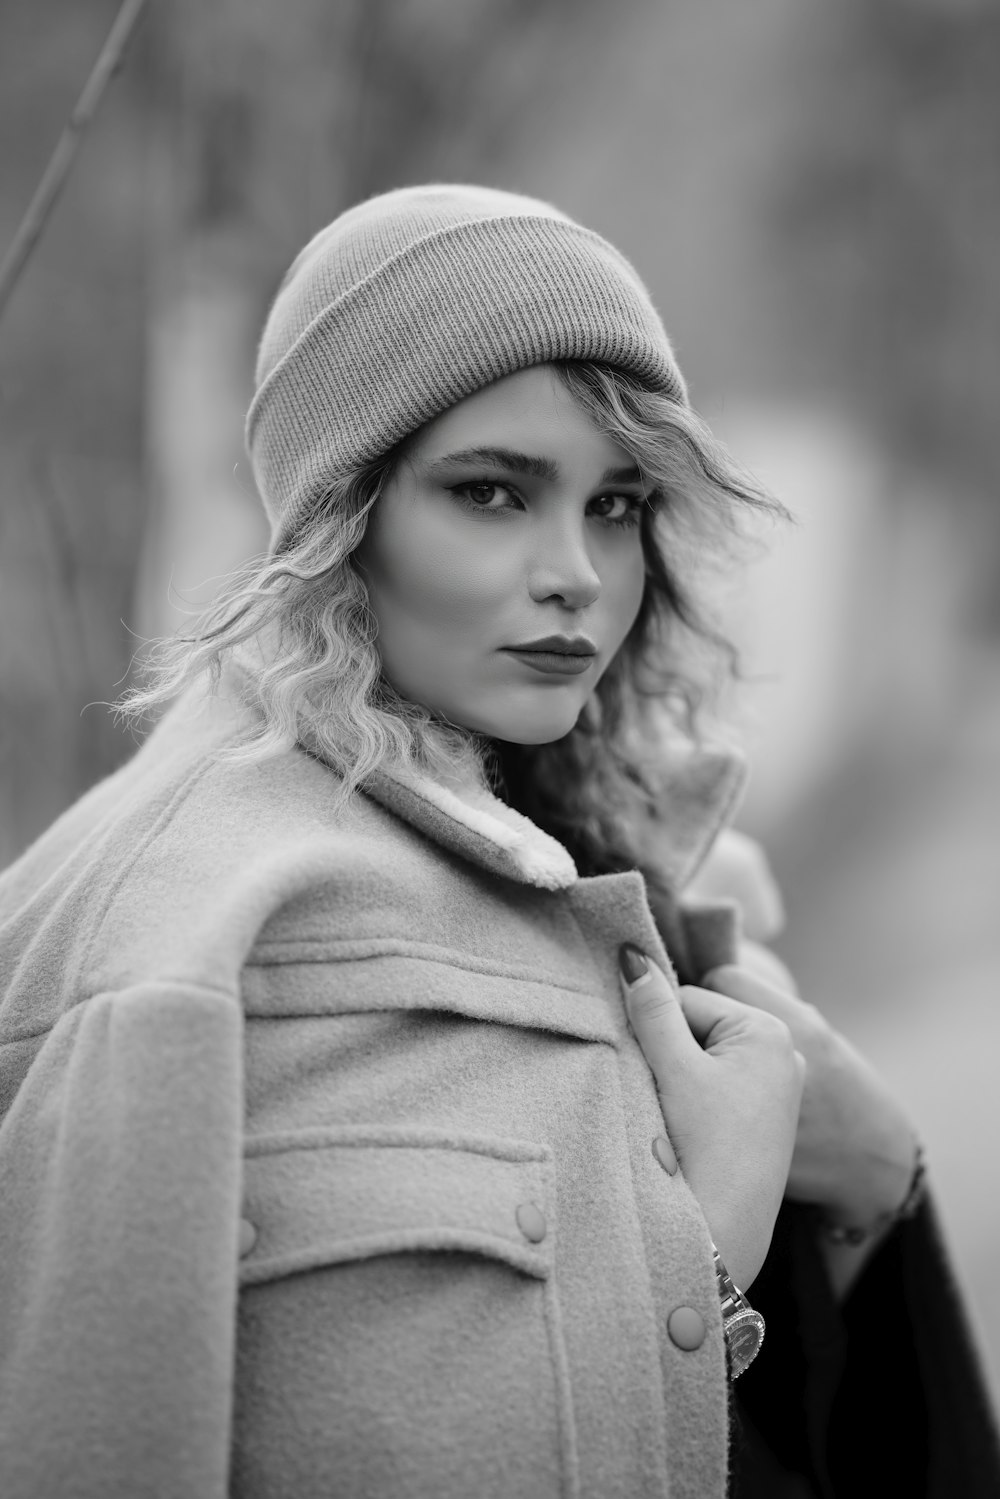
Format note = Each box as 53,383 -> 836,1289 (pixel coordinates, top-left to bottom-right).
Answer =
0,690 -> 393,1047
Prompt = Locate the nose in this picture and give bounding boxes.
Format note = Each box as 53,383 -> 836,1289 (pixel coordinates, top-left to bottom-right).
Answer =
526,519 -> 602,610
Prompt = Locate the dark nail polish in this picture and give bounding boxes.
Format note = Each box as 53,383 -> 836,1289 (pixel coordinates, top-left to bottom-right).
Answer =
619,943 -> 648,985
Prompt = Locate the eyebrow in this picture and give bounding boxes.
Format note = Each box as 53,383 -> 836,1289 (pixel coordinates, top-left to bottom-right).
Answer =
424,445 -> 643,486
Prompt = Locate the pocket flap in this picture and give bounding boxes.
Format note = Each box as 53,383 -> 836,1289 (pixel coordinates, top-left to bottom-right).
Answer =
239,1126 -> 554,1286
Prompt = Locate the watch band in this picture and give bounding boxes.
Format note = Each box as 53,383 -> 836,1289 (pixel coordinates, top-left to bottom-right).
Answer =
712,1243 -> 765,1379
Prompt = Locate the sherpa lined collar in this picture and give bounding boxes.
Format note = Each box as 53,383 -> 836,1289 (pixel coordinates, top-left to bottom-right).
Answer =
364,766 -> 580,891
363,741 -> 747,895
208,667 -> 747,896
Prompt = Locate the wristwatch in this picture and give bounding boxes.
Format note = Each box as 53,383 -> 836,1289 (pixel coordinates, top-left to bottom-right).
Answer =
712,1243 -> 765,1378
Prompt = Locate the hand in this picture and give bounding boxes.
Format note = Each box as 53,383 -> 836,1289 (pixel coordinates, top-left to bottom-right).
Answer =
702,964 -> 917,1229
619,944 -> 805,1290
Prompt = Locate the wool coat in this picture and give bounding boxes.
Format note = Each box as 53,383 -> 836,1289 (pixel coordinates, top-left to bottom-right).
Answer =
0,680 -> 997,1499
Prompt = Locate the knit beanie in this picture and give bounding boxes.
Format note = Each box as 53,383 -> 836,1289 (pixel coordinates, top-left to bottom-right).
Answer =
246,183 -> 687,553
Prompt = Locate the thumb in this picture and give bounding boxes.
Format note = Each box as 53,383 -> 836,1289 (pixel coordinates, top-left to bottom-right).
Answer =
618,944 -> 700,1087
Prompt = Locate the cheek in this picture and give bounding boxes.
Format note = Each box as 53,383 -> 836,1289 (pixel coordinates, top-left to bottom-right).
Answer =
607,542 -> 647,634
375,515 -> 512,626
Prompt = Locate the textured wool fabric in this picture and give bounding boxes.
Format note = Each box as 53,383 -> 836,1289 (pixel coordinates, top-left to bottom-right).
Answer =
3,687 -> 999,1497
0,677 -> 758,1499
246,184 -> 688,550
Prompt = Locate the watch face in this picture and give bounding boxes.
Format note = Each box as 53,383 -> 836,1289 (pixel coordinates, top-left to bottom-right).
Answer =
725,1308 -> 765,1379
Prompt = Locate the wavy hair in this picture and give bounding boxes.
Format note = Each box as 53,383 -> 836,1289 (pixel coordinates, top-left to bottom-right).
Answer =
119,362 -> 786,880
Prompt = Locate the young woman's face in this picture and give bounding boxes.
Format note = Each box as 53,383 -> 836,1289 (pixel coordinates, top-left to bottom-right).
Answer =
353,364 -> 648,744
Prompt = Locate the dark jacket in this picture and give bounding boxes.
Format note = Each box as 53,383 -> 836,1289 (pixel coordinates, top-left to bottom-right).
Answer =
731,1194 -> 1000,1497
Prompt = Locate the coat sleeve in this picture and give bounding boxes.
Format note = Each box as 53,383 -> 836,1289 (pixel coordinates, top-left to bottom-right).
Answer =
0,983 -> 244,1499
730,1195 -> 1000,1499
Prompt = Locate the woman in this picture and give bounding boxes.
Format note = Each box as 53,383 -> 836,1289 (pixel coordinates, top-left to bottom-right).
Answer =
0,184 -> 996,1498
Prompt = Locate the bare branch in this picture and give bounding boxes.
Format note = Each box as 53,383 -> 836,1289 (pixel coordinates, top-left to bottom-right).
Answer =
0,0 -> 150,326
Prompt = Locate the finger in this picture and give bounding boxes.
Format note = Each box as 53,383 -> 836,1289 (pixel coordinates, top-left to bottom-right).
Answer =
677,982 -> 790,1053
701,963 -> 805,1024
618,945 -> 699,1085
677,982 -> 752,1045
701,966 -> 826,1066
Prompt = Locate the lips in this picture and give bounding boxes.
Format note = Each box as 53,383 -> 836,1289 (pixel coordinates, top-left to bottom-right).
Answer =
505,636 -> 597,657
502,648 -> 595,677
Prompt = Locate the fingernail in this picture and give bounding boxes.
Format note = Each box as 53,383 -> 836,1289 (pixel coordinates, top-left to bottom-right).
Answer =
619,943 -> 649,987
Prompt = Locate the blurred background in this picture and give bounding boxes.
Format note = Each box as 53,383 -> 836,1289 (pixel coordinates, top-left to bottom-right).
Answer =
1,0 -> 998,1403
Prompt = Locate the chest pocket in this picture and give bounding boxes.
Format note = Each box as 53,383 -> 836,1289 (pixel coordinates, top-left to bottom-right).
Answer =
230,1126 -> 576,1499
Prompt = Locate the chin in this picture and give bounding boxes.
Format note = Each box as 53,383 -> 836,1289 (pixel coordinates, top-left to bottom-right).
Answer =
498,727 -> 575,746
442,687 -> 587,745
479,708 -> 583,746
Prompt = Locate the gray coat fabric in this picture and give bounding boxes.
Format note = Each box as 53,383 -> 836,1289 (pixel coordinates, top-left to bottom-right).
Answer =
0,681 -> 758,1499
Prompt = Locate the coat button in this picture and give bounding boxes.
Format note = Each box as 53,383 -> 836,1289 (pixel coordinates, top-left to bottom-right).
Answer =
652,1135 -> 678,1175
516,1202 -> 547,1243
238,1218 -> 258,1257
668,1306 -> 707,1351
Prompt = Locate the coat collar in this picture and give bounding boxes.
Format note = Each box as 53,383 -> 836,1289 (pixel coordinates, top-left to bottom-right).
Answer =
211,667 -> 747,896
361,740 -> 747,896
363,764 -> 581,890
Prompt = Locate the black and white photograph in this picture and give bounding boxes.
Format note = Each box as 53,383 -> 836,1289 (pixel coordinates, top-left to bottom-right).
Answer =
1,2 -> 999,1495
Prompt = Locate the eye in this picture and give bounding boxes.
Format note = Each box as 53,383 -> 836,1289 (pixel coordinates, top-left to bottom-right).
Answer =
465,482 -> 502,507
449,481 -> 520,515
590,493 -> 644,528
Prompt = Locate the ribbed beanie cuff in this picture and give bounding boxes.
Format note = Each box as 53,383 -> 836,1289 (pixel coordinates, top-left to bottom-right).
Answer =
246,185 -> 687,553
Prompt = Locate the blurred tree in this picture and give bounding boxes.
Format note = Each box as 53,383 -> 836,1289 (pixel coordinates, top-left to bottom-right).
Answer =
771,0 -> 1000,633
0,0 -> 150,864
